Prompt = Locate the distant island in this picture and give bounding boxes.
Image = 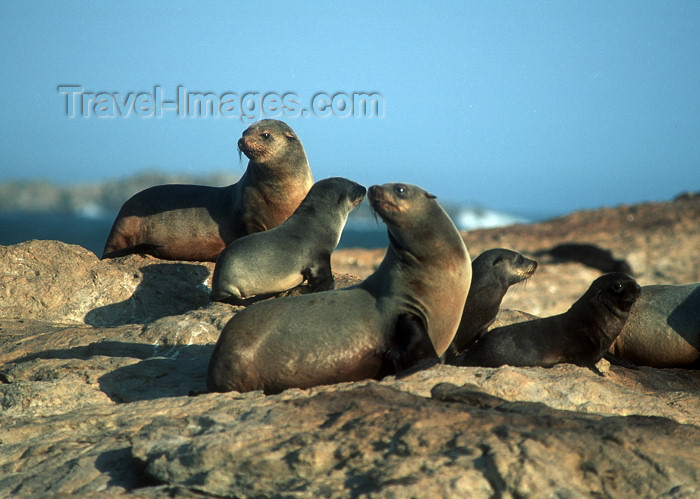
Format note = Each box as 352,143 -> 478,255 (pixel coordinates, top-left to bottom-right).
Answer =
0,171 -> 529,230
0,171 -> 241,216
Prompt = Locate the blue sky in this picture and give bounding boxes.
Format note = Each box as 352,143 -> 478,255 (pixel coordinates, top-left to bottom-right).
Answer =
1,1 -> 698,218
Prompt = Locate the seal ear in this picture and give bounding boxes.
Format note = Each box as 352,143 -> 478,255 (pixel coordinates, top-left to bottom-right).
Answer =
424,192 -> 437,200
284,131 -> 298,141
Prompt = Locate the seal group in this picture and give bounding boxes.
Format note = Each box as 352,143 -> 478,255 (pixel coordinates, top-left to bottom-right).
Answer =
207,183 -> 471,394
99,118 -> 690,395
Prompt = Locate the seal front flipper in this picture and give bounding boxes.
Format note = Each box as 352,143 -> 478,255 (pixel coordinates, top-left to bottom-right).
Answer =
102,243 -> 163,259
603,352 -> 640,370
382,313 -> 440,377
303,252 -> 334,292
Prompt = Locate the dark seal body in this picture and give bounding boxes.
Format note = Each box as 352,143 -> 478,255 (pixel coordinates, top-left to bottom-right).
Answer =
210,177 -> 366,304
609,283 -> 700,367
447,248 -> 537,357
207,183 -> 471,394
455,272 -> 640,373
102,119 -> 313,261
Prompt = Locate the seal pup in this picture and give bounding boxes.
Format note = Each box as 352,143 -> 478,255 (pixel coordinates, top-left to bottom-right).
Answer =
102,119 -> 313,261
207,183 -> 471,394
446,248 -> 537,359
454,272 -> 641,375
210,177 -> 366,304
608,283 -> 700,368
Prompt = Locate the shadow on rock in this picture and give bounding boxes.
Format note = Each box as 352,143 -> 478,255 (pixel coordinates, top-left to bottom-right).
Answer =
9,340 -> 154,363
98,344 -> 214,403
94,447 -> 160,491
85,263 -> 212,327
7,340 -> 214,403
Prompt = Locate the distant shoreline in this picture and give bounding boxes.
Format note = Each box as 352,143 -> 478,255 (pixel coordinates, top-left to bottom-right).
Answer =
0,210 -> 391,256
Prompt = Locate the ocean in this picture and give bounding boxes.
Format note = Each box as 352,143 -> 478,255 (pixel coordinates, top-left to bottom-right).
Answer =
0,211 -> 390,256
0,205 -> 534,256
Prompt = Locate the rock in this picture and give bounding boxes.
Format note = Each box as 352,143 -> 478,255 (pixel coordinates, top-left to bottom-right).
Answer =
132,384 -> 700,497
0,240 -> 213,326
1,195 -> 700,497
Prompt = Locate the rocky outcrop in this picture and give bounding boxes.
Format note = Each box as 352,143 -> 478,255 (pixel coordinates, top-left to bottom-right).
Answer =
1,194 -> 699,497
0,240 -> 214,326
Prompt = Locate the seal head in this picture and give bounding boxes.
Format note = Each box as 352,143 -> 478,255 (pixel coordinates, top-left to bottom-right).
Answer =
207,182 -> 471,394
455,272 -> 640,374
447,248 -> 537,357
102,119 -> 313,261
210,177 -> 366,304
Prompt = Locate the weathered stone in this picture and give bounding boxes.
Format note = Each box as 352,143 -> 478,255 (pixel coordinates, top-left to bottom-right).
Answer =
127,384 -> 700,498
0,240 -> 213,326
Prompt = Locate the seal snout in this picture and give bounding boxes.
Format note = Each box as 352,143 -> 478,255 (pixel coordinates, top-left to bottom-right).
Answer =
351,184 -> 367,205
368,185 -> 400,216
521,260 -> 538,278
238,136 -> 260,160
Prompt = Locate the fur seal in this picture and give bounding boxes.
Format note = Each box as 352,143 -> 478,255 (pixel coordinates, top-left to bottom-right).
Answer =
207,183 -> 471,394
102,119 -> 313,261
446,249 -> 537,359
453,272 -> 641,374
608,283 -> 700,367
536,242 -> 633,275
210,177 -> 366,304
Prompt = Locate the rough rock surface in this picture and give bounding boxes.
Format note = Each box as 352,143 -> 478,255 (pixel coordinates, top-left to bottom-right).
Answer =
1,193 -> 699,497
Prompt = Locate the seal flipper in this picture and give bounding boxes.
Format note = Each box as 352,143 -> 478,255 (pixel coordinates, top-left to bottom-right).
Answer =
102,243 -> 163,259
303,252 -> 334,292
603,352 -> 640,370
383,313 -> 440,377
585,363 -> 606,377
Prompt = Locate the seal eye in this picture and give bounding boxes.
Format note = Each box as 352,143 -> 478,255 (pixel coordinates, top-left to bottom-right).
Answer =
260,133 -> 271,140
393,185 -> 408,198
611,281 -> 624,294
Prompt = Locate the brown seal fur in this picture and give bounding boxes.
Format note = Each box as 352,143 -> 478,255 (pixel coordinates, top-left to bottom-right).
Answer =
446,248 -> 537,359
207,183 -> 471,394
102,119 -> 313,261
210,177 -> 366,304
608,283 -> 700,367
454,272 -> 640,374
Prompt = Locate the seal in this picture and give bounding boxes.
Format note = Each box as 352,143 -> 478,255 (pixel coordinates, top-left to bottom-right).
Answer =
453,272 -> 641,374
102,119 -> 313,261
207,182 -> 471,394
210,177 -> 366,304
608,283 -> 700,368
446,248 -> 537,359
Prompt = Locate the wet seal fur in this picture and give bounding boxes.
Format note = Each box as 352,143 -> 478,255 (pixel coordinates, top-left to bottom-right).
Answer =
608,283 -> 700,368
102,119 -> 313,261
207,183 -> 471,394
454,272 -> 640,375
445,248 -> 537,360
210,177 -> 366,304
